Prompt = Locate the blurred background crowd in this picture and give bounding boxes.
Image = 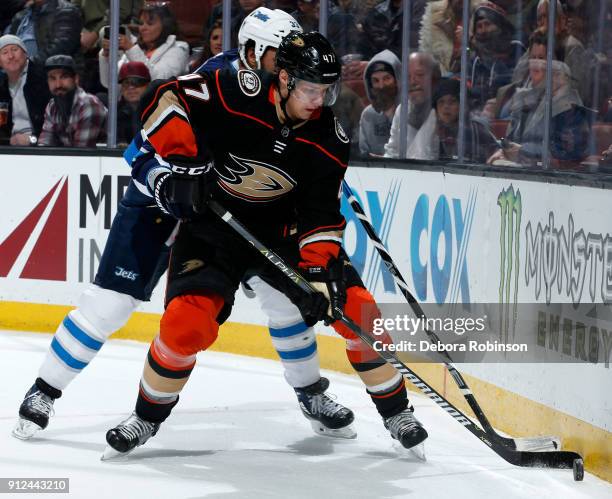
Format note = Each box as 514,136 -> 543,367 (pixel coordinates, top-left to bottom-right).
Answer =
0,0 -> 611,170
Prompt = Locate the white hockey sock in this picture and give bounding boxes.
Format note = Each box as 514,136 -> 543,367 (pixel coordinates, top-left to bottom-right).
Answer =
246,276 -> 322,389
269,321 -> 321,388
38,285 -> 140,391
38,310 -> 107,391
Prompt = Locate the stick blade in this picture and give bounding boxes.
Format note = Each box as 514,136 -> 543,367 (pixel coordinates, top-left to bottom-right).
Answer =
513,435 -> 561,452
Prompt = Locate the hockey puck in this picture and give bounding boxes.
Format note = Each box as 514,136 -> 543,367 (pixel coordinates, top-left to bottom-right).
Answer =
573,458 -> 584,481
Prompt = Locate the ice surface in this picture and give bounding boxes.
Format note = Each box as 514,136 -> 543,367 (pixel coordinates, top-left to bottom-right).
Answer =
0,330 -> 610,499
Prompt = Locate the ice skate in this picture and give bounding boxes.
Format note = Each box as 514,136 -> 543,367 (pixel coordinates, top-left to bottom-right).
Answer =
295,377 -> 356,439
12,383 -> 56,440
384,407 -> 428,459
102,412 -> 160,460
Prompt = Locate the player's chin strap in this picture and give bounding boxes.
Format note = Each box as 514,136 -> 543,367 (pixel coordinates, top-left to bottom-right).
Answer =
278,75 -> 296,126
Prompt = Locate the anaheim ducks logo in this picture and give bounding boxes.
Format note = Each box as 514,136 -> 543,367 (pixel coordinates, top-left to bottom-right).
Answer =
292,35 -> 305,47
178,259 -> 205,275
216,153 -> 296,202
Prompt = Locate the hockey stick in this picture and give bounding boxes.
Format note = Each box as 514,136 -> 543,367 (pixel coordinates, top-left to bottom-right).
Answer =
341,181 -> 560,453
209,199 -> 584,479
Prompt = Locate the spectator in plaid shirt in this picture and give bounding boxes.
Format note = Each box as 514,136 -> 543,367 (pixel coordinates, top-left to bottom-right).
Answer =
38,55 -> 106,147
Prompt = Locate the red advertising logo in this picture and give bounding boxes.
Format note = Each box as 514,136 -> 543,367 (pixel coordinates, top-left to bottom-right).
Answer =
0,177 -> 68,281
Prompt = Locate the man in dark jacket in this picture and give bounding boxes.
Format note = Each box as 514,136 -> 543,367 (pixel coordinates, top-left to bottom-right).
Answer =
0,34 -> 50,145
7,0 -> 82,66
468,2 -> 525,112
361,0 -> 427,58
0,0 -> 26,33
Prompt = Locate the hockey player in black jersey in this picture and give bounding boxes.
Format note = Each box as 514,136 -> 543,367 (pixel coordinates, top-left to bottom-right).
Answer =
104,31 -> 428,459
13,8 -> 356,443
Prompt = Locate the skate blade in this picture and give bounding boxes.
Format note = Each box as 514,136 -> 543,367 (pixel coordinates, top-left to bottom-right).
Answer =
392,441 -> 427,461
12,419 -> 43,440
409,443 -> 426,461
309,420 -> 357,439
513,435 -> 561,452
100,445 -> 133,462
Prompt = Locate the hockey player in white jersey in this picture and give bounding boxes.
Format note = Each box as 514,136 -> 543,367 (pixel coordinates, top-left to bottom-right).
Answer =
13,7 -> 355,442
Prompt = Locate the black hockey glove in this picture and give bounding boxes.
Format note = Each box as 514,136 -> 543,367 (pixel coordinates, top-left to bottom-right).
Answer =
299,256 -> 347,327
153,157 -> 212,220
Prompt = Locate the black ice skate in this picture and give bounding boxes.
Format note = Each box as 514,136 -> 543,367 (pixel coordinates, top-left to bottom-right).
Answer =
102,412 -> 160,460
295,377 -> 356,439
13,383 -> 57,440
384,407 -> 428,460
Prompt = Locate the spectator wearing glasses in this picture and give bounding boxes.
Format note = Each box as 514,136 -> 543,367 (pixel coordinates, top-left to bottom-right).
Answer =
117,61 -> 150,146
0,34 -> 50,145
99,2 -> 189,89
38,55 -> 107,147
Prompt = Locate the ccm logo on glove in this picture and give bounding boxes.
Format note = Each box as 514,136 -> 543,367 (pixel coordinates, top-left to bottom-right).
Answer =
171,164 -> 210,175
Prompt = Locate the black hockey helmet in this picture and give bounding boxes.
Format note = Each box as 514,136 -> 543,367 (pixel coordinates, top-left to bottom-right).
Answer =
276,31 -> 341,105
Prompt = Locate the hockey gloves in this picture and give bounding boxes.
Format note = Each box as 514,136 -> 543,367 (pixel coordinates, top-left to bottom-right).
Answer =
300,256 -> 347,326
153,157 -> 212,220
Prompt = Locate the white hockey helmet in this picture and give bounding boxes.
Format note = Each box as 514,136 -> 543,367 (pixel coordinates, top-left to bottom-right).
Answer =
238,7 -> 302,70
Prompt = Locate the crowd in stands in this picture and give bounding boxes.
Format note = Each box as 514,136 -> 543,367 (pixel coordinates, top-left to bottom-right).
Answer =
0,0 -> 610,170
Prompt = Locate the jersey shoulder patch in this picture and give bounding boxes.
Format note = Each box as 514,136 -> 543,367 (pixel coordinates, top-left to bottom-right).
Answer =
334,117 -> 349,144
237,70 -> 262,97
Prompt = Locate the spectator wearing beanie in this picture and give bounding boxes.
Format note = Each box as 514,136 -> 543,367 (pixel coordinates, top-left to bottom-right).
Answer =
468,1 -> 525,111
117,61 -> 150,145
427,77 -> 497,162
359,50 -> 401,157
0,34 -> 50,145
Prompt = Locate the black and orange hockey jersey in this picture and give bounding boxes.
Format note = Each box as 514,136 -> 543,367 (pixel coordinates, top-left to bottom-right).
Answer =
131,68 -> 351,269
